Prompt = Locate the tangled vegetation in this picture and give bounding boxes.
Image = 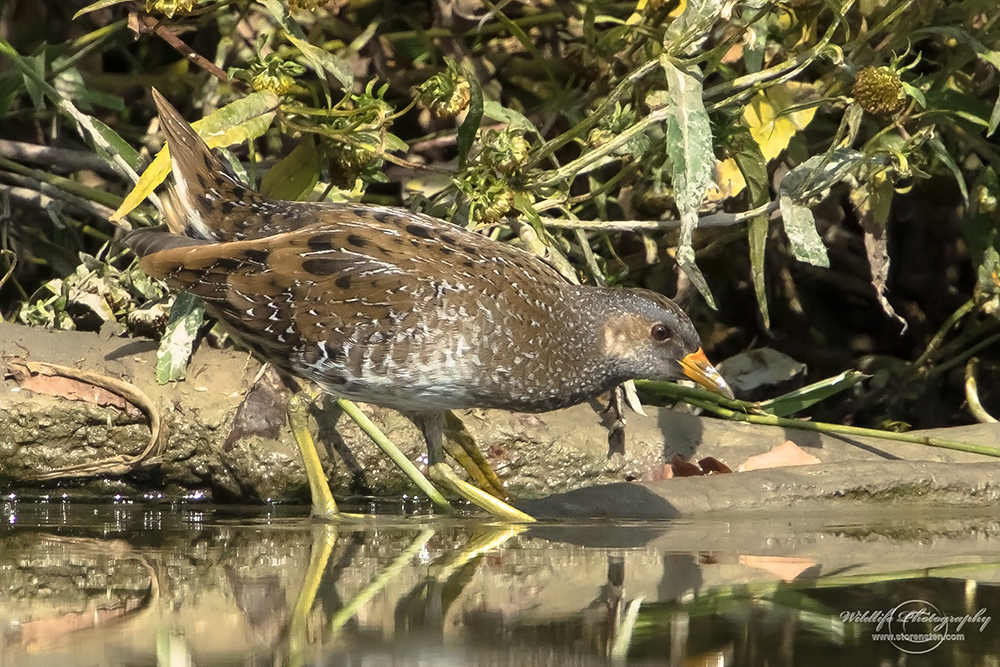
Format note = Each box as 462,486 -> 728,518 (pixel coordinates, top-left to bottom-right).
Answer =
1,0 -> 998,429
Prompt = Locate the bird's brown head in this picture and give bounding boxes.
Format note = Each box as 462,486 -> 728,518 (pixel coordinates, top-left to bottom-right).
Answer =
597,288 -> 733,399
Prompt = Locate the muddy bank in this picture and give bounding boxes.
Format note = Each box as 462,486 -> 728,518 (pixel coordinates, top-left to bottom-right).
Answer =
2,322 -> 999,515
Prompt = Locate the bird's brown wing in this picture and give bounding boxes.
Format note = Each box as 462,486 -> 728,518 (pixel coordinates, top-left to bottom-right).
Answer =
124,210 -> 570,391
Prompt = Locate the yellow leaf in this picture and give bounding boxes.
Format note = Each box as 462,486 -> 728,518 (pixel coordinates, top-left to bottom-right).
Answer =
626,0 -> 686,25
708,83 -> 819,202
744,82 -> 818,162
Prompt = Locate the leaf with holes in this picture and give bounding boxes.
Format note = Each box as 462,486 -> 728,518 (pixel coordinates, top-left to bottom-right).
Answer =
156,292 -> 204,384
661,56 -> 715,307
779,194 -> 827,268
851,173 -> 905,331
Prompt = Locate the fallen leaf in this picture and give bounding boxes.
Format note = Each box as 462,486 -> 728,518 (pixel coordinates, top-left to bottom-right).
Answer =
641,455 -> 734,480
8,364 -> 140,416
671,454 -> 704,477
698,457 -> 732,474
738,440 -> 821,472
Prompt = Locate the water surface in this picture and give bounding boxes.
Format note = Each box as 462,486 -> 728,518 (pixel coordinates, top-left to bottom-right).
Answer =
2,499 -> 998,665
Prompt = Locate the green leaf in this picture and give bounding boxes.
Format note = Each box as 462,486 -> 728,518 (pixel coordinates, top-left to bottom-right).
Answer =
728,123 -> 770,328
661,56 -> 715,308
260,137 -> 320,200
21,51 -> 46,110
900,81 -> 925,109
483,100 -> 539,136
54,67 -> 125,112
457,73 -> 484,170
928,134 -> 969,206
73,0 -> 132,19
778,148 -> 861,267
112,91 -> 280,221
747,214 -> 769,326
0,36 -> 142,184
779,194 -> 827,268
216,147 -> 251,185
780,148 -> 863,197
513,192 -> 543,229
259,0 -> 353,92
90,117 -> 141,170
156,292 -> 204,384
989,94 -> 1000,137
665,0 -> 726,47
757,371 -> 868,417
967,168 -> 1000,299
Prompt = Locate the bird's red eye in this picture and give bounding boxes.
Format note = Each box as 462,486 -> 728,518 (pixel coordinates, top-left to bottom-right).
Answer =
651,323 -> 670,341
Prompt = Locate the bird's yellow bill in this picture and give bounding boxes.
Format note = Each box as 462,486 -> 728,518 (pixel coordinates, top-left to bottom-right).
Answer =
679,348 -> 734,400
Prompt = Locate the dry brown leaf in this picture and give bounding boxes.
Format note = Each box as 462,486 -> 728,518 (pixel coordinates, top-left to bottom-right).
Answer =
12,371 -> 139,416
4,358 -> 164,479
640,455 -> 734,481
670,454 -> 704,477
738,440 -> 821,472
697,456 -> 732,474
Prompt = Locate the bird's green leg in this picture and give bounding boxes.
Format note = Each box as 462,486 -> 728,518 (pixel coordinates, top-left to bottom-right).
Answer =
287,392 -> 340,520
415,412 -> 536,523
443,411 -> 508,500
336,398 -> 454,512
289,391 -> 456,517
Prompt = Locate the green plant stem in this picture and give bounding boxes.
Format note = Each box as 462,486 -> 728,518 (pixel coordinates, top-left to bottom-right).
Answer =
538,105 -> 669,187
680,394 -> 1000,458
703,6 -> 847,108
0,157 -> 123,209
528,59 -> 661,170
916,317 -> 998,376
926,330 -> 1000,380
841,0 -> 921,56
913,298 -> 976,369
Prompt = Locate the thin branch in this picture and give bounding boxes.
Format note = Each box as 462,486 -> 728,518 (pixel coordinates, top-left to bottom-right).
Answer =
0,140 -> 119,176
138,14 -> 230,83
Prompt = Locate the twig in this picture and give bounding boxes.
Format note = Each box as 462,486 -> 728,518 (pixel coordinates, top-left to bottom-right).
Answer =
137,14 -> 230,83
538,200 -> 778,231
0,139 -> 119,176
1,180 -> 116,221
